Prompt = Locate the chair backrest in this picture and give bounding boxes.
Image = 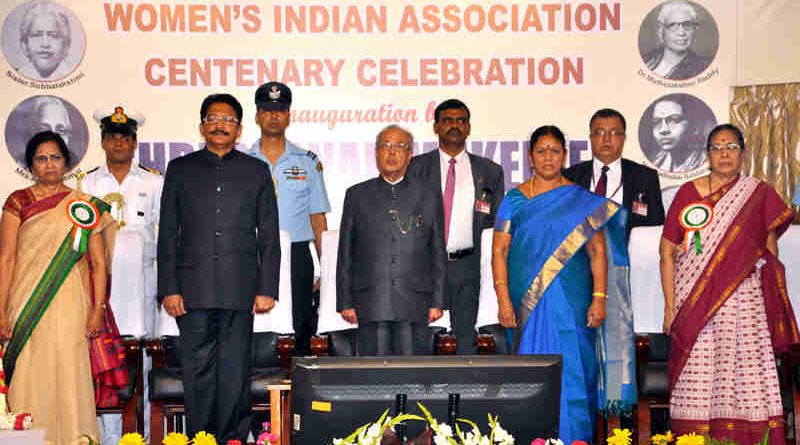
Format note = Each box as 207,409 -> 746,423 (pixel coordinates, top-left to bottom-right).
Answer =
476,228 -> 500,329
630,224 -> 800,333
629,226 -> 664,333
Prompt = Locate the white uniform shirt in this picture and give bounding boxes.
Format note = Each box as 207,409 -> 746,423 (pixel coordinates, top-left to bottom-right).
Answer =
439,149 -> 475,252
591,157 -> 623,204
83,164 -> 163,336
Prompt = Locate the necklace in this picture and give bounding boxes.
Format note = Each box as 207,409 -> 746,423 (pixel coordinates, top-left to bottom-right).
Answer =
528,176 -> 563,197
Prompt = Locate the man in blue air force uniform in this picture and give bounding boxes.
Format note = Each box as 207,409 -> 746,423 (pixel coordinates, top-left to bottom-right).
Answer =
247,81 -> 331,355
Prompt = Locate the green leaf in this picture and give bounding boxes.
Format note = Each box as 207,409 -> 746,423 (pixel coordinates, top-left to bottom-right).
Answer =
341,422 -> 371,443
387,413 -> 425,427
80,435 -> 100,445
416,402 -> 439,433
456,417 -> 479,431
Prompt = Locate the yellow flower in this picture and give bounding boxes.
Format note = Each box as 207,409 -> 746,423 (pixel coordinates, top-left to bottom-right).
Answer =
118,432 -> 146,445
607,428 -> 633,445
651,431 -> 674,445
162,432 -> 190,445
192,431 -> 218,445
675,432 -> 704,445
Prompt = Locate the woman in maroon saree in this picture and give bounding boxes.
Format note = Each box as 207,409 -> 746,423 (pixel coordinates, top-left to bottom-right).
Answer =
660,124 -> 798,444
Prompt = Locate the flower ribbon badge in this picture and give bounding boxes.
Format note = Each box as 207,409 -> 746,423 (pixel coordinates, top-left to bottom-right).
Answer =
678,202 -> 713,254
66,200 -> 100,254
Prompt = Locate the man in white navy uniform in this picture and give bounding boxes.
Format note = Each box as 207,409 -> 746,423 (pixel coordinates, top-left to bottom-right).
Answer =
83,106 -> 163,445
248,82 -> 330,356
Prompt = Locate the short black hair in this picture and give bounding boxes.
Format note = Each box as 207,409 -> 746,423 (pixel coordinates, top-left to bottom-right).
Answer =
434,99 -> 470,123
529,125 -> 566,154
706,123 -> 745,152
589,108 -> 626,132
25,130 -> 71,171
200,93 -> 243,123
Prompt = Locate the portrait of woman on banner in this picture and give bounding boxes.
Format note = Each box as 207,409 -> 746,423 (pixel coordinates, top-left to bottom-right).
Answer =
638,0 -> 719,81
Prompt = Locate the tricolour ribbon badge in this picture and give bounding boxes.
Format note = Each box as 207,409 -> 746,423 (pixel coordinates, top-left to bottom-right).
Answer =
678,202 -> 714,254
66,200 -> 100,254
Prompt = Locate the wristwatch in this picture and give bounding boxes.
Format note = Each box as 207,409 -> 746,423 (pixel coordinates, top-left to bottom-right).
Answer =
97,301 -> 108,310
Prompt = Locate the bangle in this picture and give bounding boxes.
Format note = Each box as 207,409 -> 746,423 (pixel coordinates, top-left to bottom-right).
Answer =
592,292 -> 607,300
494,279 -> 507,286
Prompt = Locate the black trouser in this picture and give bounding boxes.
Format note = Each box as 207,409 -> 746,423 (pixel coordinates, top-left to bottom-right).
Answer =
291,241 -> 316,355
357,321 -> 428,356
177,309 -> 253,443
446,252 -> 480,354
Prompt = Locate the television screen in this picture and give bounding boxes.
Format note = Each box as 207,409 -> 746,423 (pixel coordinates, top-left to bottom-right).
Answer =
290,355 -> 561,444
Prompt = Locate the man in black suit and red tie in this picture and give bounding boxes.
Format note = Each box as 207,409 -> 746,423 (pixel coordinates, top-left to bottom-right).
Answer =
564,108 -> 665,237
406,99 -> 504,355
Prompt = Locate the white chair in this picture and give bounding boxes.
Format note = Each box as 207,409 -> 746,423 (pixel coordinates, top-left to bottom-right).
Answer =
315,230 -> 453,355
155,230 -> 294,336
476,228 -> 510,354
628,224 -> 800,332
629,226 -> 665,333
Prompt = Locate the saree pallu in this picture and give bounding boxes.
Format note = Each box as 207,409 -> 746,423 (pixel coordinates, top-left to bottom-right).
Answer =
664,177 -> 798,444
2,189 -> 114,445
496,185 -> 636,444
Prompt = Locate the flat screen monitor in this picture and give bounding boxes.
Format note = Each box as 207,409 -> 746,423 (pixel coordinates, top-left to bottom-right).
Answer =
290,355 -> 561,444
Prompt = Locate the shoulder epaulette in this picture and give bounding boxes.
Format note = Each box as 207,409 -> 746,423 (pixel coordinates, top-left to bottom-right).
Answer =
305,150 -> 318,161
139,164 -> 162,175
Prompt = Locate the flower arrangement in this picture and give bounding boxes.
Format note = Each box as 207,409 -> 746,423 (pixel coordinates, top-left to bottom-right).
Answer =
525,428 -> 769,445
331,402 -> 515,445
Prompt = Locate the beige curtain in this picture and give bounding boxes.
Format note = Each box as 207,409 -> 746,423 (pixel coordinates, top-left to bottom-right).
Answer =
730,83 -> 800,223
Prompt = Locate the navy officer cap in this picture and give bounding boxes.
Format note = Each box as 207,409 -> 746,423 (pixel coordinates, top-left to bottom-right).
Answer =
255,81 -> 292,111
92,105 -> 144,136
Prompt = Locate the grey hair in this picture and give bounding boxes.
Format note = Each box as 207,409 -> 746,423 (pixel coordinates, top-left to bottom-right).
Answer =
375,124 -> 414,149
19,1 -> 71,51
655,0 -> 697,47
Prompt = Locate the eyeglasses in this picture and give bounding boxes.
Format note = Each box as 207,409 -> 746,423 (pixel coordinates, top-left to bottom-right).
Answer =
652,114 -> 686,128
662,20 -> 699,32
203,115 -> 240,125
708,143 -> 741,153
33,153 -> 65,164
589,129 -> 625,138
377,141 -> 410,151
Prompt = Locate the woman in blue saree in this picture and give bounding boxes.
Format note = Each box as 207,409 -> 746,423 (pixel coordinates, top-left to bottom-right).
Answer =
492,126 -> 635,443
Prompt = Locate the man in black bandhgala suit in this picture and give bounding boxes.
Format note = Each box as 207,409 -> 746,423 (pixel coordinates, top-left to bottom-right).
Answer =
157,94 -> 280,443
337,125 -> 446,356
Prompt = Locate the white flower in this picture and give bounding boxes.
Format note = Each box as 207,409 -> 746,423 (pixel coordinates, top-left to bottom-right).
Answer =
332,439 -> 344,445
544,439 -> 563,445
492,424 -> 515,444
365,422 -> 383,440
438,423 -> 453,437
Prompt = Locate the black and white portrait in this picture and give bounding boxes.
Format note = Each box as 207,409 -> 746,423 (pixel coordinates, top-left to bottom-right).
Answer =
638,0 -> 719,81
638,93 -> 717,174
5,95 -> 89,170
1,1 -> 85,82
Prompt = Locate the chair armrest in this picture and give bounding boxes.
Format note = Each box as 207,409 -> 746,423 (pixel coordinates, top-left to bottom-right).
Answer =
277,335 -> 295,372
310,335 -> 329,357
476,334 -> 495,355
635,334 -> 651,383
143,337 -> 167,368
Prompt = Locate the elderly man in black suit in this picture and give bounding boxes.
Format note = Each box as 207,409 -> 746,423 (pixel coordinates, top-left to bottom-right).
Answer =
564,108 -> 665,236
406,99 -> 504,355
157,93 -> 280,442
337,125 -> 446,356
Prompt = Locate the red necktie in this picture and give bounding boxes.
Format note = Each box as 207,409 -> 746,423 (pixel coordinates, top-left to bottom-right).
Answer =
443,158 -> 456,244
595,165 -> 609,197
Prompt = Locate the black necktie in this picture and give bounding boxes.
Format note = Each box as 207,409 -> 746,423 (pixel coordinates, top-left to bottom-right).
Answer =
595,165 -> 609,196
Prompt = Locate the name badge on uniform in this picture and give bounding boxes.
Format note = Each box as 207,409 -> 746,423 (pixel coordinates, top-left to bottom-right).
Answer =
474,188 -> 492,214
283,166 -> 307,180
632,192 -> 648,217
